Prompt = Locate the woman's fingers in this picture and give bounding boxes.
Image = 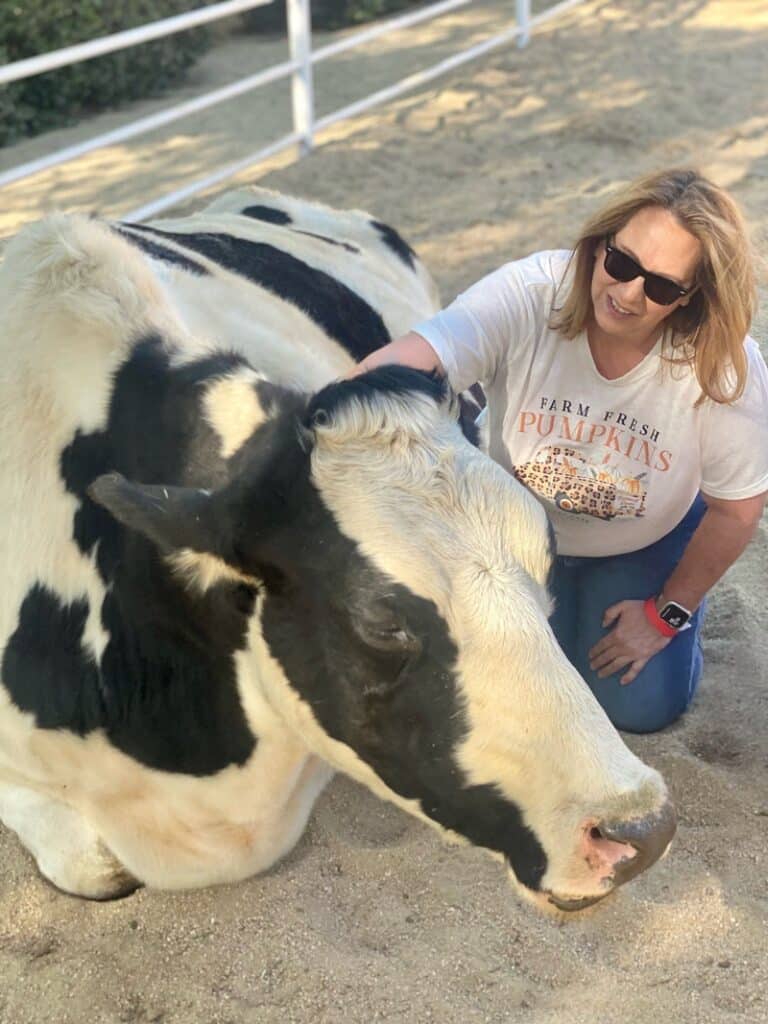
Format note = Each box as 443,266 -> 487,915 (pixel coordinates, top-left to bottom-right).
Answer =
594,654 -> 634,679
620,659 -> 650,686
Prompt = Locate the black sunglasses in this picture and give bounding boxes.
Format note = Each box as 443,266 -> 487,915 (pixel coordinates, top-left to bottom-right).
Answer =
603,239 -> 692,306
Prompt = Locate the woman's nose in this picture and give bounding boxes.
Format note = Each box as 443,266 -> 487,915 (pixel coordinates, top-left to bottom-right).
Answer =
616,276 -> 646,306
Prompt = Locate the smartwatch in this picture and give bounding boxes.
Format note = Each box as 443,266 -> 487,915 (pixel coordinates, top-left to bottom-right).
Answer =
644,596 -> 692,637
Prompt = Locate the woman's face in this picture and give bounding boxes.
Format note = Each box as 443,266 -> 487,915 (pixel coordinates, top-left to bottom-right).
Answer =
590,205 -> 701,347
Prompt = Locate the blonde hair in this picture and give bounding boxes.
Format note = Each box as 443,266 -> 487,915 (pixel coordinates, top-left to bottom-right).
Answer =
550,169 -> 757,404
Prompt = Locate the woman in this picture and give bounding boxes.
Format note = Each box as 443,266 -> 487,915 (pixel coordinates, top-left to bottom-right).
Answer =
351,168 -> 768,733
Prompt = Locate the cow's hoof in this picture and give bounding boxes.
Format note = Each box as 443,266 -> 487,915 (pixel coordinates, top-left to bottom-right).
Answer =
40,865 -> 142,901
36,838 -> 143,901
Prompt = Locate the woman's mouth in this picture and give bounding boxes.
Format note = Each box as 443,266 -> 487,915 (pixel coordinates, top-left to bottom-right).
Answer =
607,295 -> 634,317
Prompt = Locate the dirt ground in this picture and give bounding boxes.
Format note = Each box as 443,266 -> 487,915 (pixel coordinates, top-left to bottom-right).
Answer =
1,1 -> 767,1022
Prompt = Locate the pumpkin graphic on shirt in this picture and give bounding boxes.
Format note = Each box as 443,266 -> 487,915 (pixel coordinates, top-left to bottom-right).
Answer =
514,446 -> 647,520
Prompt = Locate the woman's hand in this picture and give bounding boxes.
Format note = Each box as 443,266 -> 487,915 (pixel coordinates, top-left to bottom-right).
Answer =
588,599 -> 671,685
343,332 -> 445,380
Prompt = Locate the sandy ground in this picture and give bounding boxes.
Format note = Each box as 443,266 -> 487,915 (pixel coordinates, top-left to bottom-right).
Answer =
1,1 -> 767,1022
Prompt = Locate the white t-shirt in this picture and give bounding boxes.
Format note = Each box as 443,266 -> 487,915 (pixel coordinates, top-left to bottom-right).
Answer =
414,250 -> 768,557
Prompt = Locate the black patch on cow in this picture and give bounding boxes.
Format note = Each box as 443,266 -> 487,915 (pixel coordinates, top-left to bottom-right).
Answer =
307,365 -> 448,427
371,219 -> 417,269
544,515 -> 558,594
240,204 -> 292,225
291,229 -> 360,254
123,224 -> 391,362
3,585 -> 103,733
468,382 -> 486,410
457,394 -> 480,447
1,574 -> 257,775
60,341 -> 250,581
0,337 -> 266,775
113,226 -> 209,276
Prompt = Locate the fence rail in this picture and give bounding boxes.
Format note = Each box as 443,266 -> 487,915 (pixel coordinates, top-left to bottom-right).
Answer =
0,0 -> 274,86
0,0 -> 586,220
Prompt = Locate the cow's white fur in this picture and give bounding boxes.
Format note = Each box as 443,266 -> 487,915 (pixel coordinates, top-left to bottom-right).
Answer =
203,367 -> 271,458
166,549 -> 256,594
0,190 -> 669,905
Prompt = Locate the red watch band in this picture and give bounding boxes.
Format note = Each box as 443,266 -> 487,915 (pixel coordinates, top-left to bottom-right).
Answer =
643,597 -> 677,638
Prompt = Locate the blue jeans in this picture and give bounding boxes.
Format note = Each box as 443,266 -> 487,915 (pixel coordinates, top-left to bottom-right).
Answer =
549,496 -> 707,734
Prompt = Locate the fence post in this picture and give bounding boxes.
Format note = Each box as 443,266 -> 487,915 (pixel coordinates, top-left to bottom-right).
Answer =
286,0 -> 315,154
516,0 -> 531,47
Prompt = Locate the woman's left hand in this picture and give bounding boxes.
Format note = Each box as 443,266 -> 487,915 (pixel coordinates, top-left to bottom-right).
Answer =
588,599 -> 671,685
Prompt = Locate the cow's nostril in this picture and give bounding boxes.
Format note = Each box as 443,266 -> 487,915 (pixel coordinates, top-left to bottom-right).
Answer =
596,800 -> 677,887
582,821 -> 637,877
588,822 -> 637,854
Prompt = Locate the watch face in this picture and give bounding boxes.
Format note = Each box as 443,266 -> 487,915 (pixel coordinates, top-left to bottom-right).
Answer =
659,602 -> 690,629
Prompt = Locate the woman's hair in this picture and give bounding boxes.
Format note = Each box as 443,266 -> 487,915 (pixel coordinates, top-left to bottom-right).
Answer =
550,168 -> 757,403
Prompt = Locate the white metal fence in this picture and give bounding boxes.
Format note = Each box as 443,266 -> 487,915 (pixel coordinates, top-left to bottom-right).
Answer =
0,0 -> 585,221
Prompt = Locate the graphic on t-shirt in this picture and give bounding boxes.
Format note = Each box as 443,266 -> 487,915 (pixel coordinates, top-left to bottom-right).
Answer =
515,446 -> 647,520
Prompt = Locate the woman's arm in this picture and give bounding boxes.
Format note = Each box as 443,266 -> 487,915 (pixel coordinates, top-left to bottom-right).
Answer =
588,491 -> 767,684
348,256 -> 542,387
659,491 -> 766,612
346,331 -> 446,378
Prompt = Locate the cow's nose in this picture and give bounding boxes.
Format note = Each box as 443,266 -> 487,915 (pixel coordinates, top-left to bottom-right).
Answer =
594,799 -> 677,887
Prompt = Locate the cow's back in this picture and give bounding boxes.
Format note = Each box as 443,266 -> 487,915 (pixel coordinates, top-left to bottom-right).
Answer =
124,187 -> 439,390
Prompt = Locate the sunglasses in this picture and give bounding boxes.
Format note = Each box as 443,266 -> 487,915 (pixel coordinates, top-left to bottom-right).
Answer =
603,238 -> 692,306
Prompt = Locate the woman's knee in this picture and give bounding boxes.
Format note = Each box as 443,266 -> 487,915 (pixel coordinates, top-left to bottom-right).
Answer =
607,696 -> 692,734
591,647 -> 702,734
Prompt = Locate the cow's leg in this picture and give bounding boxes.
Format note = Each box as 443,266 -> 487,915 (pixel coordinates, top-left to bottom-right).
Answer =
0,784 -> 139,900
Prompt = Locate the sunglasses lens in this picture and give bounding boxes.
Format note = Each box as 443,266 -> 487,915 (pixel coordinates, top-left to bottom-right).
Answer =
604,246 -> 683,306
604,247 -> 638,283
643,277 -> 682,306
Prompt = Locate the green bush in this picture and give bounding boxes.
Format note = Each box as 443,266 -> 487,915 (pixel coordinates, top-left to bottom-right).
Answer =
0,2 -> 216,147
243,0 -> 426,35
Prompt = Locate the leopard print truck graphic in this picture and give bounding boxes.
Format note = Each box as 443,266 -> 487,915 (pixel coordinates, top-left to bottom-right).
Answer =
515,446 -> 647,520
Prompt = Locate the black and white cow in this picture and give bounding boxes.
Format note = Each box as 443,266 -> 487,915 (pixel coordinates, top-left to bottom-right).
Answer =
0,188 -> 675,912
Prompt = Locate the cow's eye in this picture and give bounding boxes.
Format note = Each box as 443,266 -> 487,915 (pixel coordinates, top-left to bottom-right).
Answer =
354,610 -> 419,653
371,625 -> 411,647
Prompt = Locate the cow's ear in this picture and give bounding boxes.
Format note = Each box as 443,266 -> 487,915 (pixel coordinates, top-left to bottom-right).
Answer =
88,473 -> 220,555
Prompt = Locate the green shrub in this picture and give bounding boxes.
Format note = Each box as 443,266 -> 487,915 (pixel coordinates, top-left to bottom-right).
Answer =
243,0 -> 426,35
0,2 -> 216,147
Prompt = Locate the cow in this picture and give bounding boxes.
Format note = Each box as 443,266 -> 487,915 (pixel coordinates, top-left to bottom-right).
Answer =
0,188 -> 675,913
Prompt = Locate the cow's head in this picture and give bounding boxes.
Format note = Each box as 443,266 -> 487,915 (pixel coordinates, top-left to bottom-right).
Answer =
89,367 -> 675,914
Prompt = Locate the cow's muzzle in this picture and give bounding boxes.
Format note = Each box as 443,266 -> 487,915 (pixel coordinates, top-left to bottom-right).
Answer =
543,798 -> 677,913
